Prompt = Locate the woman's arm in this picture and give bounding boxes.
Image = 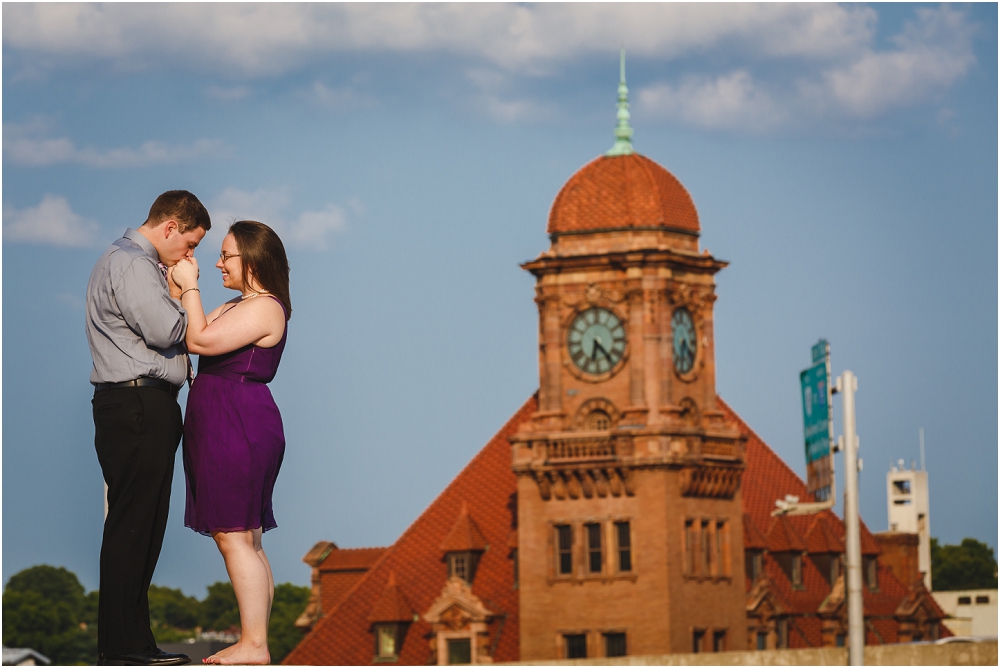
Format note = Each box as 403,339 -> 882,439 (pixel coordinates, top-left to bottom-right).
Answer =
184,296 -> 285,355
171,258 -> 285,356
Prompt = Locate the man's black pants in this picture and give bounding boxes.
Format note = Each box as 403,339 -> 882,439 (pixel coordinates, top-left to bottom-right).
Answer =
93,386 -> 183,657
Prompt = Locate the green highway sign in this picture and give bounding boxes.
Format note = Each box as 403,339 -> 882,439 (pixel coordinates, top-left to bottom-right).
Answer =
801,362 -> 830,463
801,339 -> 833,501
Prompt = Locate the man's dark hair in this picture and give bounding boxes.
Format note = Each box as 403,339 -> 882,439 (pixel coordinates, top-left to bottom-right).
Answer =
145,190 -> 211,233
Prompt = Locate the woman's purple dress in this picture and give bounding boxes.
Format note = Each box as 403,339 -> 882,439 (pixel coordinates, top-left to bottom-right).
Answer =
184,297 -> 287,536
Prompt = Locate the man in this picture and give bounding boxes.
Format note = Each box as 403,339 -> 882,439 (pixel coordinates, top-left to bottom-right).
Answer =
86,190 -> 211,666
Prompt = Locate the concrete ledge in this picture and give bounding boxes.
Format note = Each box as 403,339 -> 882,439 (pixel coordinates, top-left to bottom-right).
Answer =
500,640 -> 998,666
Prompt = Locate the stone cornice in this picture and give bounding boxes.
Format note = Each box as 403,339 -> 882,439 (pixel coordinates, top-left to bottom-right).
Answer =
521,248 -> 728,277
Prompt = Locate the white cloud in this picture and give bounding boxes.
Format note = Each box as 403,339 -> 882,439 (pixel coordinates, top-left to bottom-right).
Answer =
811,6 -> 976,118
1,4 -> 980,133
637,6 -> 976,132
3,122 -> 228,167
639,71 -> 786,133
464,68 -> 555,123
3,194 -> 100,247
207,187 -> 349,252
285,204 -> 348,249
0,4 -> 879,75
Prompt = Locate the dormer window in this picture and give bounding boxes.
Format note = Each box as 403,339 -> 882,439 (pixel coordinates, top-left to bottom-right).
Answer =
809,553 -> 842,587
864,556 -> 878,591
375,624 -> 400,660
424,577 -> 496,665
447,551 -> 479,583
367,572 -> 415,663
765,516 -> 806,588
773,552 -> 803,588
440,502 -> 488,585
745,550 -> 763,581
447,638 -> 472,665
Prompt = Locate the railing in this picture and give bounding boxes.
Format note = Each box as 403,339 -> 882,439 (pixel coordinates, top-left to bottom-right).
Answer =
546,437 -> 617,462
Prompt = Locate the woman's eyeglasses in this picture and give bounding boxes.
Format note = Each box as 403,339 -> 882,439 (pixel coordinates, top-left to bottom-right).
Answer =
219,251 -> 241,263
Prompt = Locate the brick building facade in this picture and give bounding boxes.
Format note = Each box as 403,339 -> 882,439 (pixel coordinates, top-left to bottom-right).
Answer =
284,78 -> 945,665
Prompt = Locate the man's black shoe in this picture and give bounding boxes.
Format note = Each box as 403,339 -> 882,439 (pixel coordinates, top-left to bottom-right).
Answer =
98,648 -> 192,666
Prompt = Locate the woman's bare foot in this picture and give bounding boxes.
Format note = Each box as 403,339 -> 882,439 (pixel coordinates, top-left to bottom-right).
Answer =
202,640 -> 237,664
203,640 -> 269,665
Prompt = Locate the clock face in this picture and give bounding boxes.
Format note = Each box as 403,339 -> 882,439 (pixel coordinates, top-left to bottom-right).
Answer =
567,307 -> 627,376
672,308 -> 697,374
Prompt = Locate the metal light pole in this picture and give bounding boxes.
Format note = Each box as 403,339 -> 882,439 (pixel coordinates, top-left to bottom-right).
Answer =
838,370 -> 864,666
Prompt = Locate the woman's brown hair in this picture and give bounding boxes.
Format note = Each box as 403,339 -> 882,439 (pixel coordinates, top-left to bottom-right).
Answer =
230,220 -> 292,320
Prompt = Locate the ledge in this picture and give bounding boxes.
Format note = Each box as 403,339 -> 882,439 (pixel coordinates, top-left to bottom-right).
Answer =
497,639 -> 998,666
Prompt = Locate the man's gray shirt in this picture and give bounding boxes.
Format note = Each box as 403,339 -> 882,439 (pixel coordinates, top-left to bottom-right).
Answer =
86,228 -> 189,386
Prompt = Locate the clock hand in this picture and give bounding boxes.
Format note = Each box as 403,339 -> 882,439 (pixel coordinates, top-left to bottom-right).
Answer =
594,339 -> 613,363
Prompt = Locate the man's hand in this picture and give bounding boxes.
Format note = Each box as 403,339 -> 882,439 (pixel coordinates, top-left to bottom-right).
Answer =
171,257 -> 200,294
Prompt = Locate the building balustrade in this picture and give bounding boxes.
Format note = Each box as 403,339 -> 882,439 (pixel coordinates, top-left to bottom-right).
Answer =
546,436 -> 618,462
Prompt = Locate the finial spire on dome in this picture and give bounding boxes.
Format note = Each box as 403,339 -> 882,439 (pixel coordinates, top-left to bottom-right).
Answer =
606,48 -> 634,157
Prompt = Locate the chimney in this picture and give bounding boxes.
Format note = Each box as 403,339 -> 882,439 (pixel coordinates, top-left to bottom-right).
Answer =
873,531 -> 921,587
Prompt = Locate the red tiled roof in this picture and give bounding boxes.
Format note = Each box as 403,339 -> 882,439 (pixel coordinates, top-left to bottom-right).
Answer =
767,515 -> 808,553
319,570 -> 368,617
283,395 -> 537,666
440,502 -> 488,552
288,394 -> 939,663
720,396 -> 931,646
319,546 -> 387,572
788,615 -> 823,649
368,572 -> 416,623
548,154 -> 700,235
860,524 -> 882,556
719,396 -> 814,522
760,545 -> 830,615
743,514 -> 768,550
806,515 -> 845,554
719,397 -> 884,556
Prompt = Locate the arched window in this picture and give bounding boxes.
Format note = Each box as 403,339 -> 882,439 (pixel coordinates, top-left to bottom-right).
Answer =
586,410 -> 611,430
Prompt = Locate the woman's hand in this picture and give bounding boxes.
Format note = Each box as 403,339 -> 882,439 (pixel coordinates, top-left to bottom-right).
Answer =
171,257 -> 200,291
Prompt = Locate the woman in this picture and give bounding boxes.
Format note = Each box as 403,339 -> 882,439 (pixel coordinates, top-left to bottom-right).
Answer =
170,221 -> 291,665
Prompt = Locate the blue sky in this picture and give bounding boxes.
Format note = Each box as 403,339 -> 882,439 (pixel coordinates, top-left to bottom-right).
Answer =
3,3 -> 996,597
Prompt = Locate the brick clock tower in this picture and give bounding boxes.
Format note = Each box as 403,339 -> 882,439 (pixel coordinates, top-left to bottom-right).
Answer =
511,56 -> 747,660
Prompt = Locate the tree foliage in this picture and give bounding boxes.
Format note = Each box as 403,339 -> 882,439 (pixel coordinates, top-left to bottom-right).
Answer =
2,565 -> 97,665
3,565 -> 313,665
269,583 -> 311,664
6,565 -> 86,614
200,581 -> 241,631
148,585 -> 202,645
931,537 -> 999,591
148,585 -> 201,630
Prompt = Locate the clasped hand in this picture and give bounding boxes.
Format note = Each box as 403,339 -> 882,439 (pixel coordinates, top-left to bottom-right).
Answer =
169,257 -> 200,298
